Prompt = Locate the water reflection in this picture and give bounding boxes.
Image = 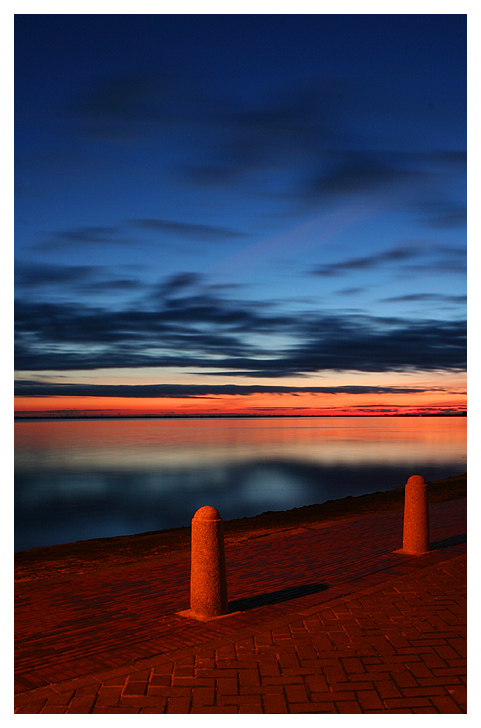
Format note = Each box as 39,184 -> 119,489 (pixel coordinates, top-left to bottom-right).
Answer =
15,416 -> 465,469
15,417 -> 466,551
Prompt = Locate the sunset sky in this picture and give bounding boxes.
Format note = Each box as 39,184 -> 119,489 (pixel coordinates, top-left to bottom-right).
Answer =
14,12 -> 467,417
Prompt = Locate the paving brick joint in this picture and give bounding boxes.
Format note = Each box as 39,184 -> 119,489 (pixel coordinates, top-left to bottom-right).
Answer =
15,498 -> 467,713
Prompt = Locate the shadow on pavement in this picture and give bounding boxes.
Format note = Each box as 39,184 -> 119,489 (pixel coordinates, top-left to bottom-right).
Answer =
228,582 -> 327,612
430,533 -> 466,549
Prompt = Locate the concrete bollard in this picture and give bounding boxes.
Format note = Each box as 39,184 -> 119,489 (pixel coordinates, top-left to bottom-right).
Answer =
402,475 -> 430,555
189,506 -> 228,620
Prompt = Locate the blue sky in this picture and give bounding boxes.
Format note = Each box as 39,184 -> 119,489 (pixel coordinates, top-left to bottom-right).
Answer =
14,12 -> 467,415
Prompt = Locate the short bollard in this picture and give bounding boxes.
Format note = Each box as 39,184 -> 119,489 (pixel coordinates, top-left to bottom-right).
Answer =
189,506 -> 228,620
402,475 -> 430,555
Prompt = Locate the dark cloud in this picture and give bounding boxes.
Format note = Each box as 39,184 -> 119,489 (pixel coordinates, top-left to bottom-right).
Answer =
168,72 -> 462,206
131,218 -> 249,241
80,279 -> 145,295
52,226 -> 119,243
43,60 -> 465,225
15,262 -> 143,297
421,150 -> 467,166
158,272 -> 204,298
64,71 -> 217,141
68,74 -> 159,123
279,317 -> 466,375
182,75 -> 465,194
336,287 -> 366,297
310,245 -> 419,278
14,381 -> 439,398
417,202 -> 467,229
180,77 -> 357,187
286,148 -> 464,217
15,263 -> 99,288
380,293 -> 467,304
34,217 -> 248,254
36,225 -> 135,252
405,258 -> 466,276
301,158 -> 418,202
14,288 -> 288,372
309,243 -> 466,280
15,284 -> 466,375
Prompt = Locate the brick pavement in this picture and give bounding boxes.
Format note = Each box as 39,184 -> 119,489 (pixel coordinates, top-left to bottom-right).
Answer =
14,497 -> 467,713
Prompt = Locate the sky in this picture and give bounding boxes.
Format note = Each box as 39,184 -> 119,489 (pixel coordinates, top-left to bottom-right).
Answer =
14,11 -> 467,417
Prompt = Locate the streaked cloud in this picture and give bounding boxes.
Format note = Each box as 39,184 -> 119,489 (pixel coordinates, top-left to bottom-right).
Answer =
15,263 -> 98,288
309,245 -> 420,278
14,283 -> 466,375
309,243 -> 465,279
131,218 -> 250,241
418,202 -> 467,229
380,293 -> 467,304
14,381 -> 445,398
298,157 -> 421,206
15,262 -> 143,296
35,225 -> 136,252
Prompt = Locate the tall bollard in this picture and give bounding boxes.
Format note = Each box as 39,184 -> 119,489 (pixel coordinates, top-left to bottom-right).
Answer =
402,475 -> 430,555
190,506 -> 228,620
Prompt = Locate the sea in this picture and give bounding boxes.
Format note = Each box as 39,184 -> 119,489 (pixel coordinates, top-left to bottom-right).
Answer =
14,416 -> 466,552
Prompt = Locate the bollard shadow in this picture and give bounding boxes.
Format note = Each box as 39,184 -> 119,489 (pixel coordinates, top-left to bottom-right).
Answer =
228,582 -> 327,612
430,533 -> 466,550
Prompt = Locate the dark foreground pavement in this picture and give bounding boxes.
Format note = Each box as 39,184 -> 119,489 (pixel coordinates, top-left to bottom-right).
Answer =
14,496 -> 466,713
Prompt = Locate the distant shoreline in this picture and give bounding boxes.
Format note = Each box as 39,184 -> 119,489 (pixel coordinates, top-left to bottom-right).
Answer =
14,412 -> 467,421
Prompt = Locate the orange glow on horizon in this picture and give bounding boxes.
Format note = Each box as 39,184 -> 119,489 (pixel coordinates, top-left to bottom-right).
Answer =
14,390 -> 467,418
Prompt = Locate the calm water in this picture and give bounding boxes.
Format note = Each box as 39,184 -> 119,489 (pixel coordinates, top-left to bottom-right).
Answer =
14,417 -> 466,552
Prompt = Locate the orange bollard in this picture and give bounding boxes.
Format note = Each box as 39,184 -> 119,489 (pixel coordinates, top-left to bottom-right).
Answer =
402,475 -> 430,555
189,506 -> 228,620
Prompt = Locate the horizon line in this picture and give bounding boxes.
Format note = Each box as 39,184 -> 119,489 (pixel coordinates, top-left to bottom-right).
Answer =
14,412 -> 467,421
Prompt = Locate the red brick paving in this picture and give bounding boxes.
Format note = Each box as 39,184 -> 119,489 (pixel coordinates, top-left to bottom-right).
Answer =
15,498 -> 466,713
